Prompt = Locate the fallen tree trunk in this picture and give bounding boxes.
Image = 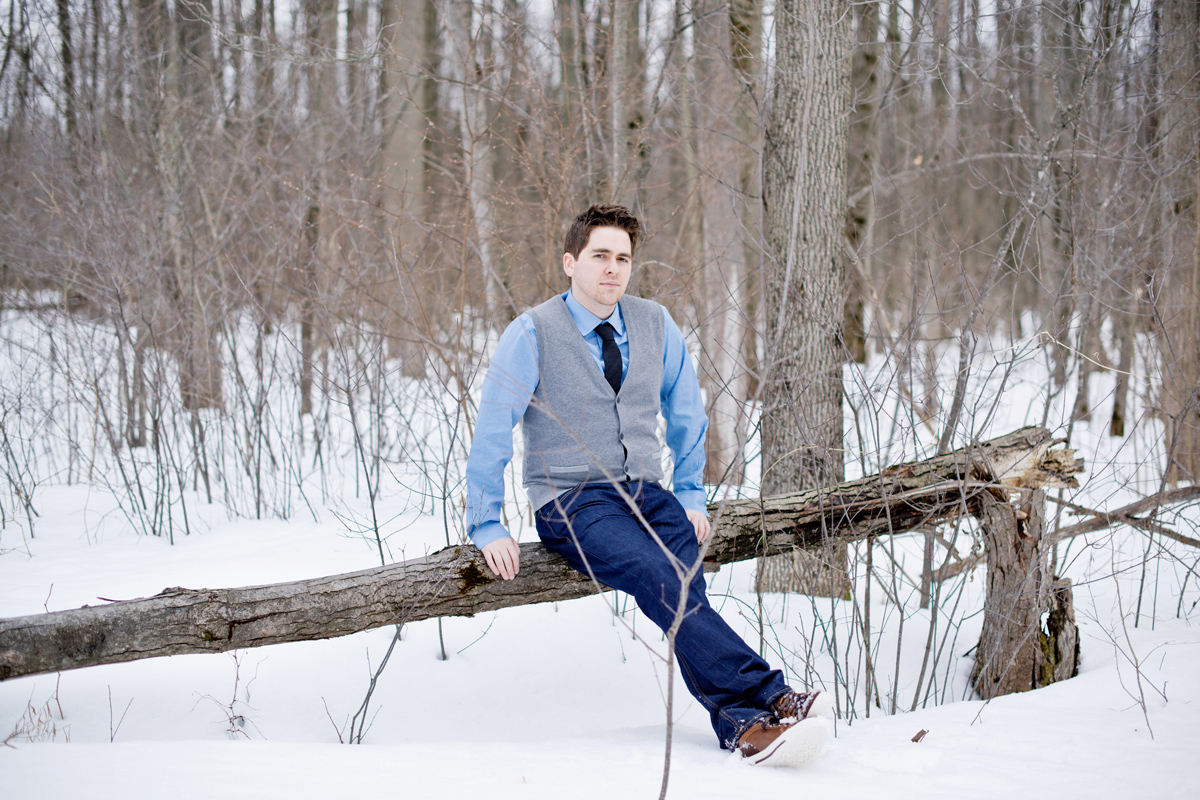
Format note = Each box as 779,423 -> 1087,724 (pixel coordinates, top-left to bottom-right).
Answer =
0,427 -> 1080,681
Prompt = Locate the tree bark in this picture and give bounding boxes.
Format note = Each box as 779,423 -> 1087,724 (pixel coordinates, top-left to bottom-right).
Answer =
731,0 -> 763,403
0,427 -> 1081,681
1108,272 -> 1137,438
693,0 -> 750,486
378,0 -> 430,378
758,0 -> 852,595
252,0 -> 275,144
164,0 -> 223,412
608,0 -> 632,199
972,489 -> 1079,699
1158,0 -> 1200,485
446,0 -> 499,318
843,0 -> 881,365
56,0 -> 76,137
296,0 -> 337,418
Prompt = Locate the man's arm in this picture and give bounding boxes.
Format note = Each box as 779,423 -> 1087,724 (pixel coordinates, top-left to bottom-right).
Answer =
660,308 -> 711,542
464,316 -> 539,578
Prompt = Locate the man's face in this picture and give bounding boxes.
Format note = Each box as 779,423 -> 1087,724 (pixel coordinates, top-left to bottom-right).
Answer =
562,226 -> 633,318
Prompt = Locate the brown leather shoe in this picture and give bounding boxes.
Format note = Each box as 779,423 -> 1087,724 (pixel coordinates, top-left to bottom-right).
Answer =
738,716 -> 829,767
737,717 -> 793,758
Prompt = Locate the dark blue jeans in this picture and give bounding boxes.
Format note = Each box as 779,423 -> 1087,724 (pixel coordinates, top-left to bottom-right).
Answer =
535,481 -> 789,749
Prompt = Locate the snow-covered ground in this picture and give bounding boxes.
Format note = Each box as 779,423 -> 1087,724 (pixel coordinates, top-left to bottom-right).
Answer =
3,320 -> 1199,798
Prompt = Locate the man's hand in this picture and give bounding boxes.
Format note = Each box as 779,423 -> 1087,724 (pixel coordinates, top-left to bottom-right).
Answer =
481,537 -> 521,580
686,509 -> 711,543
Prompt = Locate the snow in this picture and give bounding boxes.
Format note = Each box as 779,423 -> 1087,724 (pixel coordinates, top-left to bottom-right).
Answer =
5,600 -> 1199,799
3,320 -> 1200,798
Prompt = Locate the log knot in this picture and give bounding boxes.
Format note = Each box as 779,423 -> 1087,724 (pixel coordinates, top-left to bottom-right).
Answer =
457,558 -> 494,594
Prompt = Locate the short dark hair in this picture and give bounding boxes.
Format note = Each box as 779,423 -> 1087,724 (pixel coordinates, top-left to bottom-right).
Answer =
564,204 -> 642,258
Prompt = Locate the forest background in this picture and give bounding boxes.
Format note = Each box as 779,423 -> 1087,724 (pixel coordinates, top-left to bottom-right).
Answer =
3,0 -> 1199,519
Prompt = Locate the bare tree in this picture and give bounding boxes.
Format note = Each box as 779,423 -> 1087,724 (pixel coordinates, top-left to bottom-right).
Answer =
1156,0 -> 1200,484
690,0 -> 754,486
757,0 -> 853,595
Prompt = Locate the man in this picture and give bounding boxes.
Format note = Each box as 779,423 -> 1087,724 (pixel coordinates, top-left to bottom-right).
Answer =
464,204 -> 831,767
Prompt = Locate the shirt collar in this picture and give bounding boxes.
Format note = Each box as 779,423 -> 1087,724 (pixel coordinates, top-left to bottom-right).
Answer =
562,290 -> 626,338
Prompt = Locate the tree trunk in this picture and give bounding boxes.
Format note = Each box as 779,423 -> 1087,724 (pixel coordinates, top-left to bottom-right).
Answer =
176,0 -> 213,107
758,0 -> 852,595
345,0 -> 366,125
608,0 -> 632,199
1158,0 -> 1200,485
844,0 -> 881,365
0,428 -> 1081,681
378,0 -> 430,378
1109,270 -> 1138,438
163,0 -> 223,412
447,0 -> 499,318
252,0 -> 274,144
972,489 -> 1079,699
57,0 -> 76,137
693,0 -> 750,486
299,202 -> 318,417
297,0 -> 337,418
731,0 -> 762,402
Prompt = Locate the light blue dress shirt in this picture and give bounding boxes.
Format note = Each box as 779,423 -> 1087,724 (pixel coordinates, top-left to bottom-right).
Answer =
464,290 -> 709,549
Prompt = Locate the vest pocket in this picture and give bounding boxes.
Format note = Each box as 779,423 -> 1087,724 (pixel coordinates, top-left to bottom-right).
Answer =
547,464 -> 589,480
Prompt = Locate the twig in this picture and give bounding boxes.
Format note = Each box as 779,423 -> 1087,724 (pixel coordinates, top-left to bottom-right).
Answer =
1111,579 -> 1156,739
108,686 -> 132,743
322,697 -> 346,744
1051,487 -> 1200,548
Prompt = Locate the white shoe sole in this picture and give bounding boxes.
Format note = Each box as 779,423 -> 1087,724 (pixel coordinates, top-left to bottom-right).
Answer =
745,718 -> 829,768
806,691 -> 835,720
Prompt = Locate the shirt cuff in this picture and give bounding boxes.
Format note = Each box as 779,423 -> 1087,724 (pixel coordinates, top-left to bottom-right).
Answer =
674,489 -> 708,514
469,521 -> 512,550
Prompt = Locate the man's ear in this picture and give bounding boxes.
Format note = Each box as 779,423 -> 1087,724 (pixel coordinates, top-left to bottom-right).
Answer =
562,252 -> 575,279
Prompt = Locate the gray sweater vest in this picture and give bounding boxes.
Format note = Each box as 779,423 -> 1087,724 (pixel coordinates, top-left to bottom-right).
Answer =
522,295 -> 665,512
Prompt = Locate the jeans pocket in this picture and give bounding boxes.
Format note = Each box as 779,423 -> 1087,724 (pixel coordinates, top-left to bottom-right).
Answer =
536,479 -> 590,521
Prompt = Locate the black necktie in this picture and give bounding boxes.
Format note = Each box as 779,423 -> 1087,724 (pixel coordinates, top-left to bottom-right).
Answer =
594,322 -> 622,395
